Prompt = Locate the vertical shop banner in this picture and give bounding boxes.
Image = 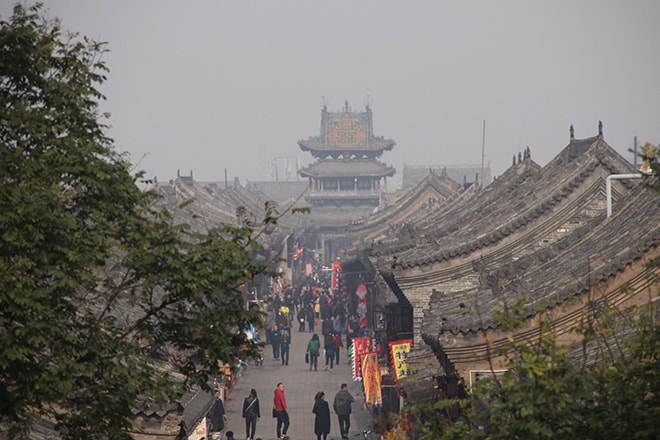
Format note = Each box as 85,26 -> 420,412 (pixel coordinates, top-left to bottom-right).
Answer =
361,352 -> 382,406
351,337 -> 374,380
388,339 -> 413,385
331,260 -> 342,289
355,283 -> 368,326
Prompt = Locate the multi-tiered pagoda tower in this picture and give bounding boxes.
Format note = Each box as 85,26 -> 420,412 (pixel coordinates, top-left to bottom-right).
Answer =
298,101 -> 396,260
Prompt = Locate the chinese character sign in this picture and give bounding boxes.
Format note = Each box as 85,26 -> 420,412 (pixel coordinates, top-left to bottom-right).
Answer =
352,337 -> 374,380
361,352 -> 382,406
331,261 -> 342,289
388,339 -> 413,383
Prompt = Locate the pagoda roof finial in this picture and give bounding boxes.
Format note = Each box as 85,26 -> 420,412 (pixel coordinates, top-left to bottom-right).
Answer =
343,99 -> 350,113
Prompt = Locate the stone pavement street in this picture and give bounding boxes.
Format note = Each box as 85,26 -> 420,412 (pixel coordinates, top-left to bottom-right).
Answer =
221,324 -> 373,440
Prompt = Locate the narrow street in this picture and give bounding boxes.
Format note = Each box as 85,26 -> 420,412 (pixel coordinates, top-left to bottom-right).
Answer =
221,321 -> 373,440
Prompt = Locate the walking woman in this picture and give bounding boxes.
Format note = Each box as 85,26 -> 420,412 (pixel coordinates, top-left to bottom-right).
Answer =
313,391 -> 331,440
307,333 -> 321,371
242,388 -> 260,440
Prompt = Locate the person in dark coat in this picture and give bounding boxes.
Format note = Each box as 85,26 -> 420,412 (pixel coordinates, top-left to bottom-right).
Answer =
332,332 -> 343,365
242,388 -> 260,440
324,333 -> 335,370
210,390 -> 226,434
280,329 -> 291,365
322,316 -> 333,337
333,383 -> 355,439
312,391 -> 331,440
271,324 -> 281,360
306,303 -> 316,332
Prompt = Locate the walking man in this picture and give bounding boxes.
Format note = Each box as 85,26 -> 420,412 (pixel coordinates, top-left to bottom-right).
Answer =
271,324 -> 281,360
273,382 -> 290,440
280,329 -> 291,365
332,332 -> 343,365
306,304 -> 316,332
209,389 -> 226,438
333,383 -> 355,439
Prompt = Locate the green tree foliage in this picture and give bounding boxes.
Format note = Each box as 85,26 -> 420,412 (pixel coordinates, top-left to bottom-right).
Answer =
400,142 -> 660,440
1,4 -> 268,438
639,141 -> 660,192
407,295 -> 660,440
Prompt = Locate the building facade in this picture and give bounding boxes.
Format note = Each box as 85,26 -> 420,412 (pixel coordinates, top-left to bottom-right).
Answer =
298,101 -> 396,261
342,124 -> 660,402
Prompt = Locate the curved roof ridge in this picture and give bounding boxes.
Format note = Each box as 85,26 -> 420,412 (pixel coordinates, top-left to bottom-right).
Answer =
348,172 -> 462,234
299,158 -> 395,178
397,159 -> 606,268
434,187 -> 660,334
390,137 -> 640,267
413,158 -> 543,233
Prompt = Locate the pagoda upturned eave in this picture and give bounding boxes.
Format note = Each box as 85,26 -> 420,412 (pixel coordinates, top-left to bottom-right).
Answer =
298,138 -> 395,155
299,160 -> 395,178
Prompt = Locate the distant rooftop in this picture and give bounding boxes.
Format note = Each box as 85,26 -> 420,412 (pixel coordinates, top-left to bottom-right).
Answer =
402,164 -> 491,188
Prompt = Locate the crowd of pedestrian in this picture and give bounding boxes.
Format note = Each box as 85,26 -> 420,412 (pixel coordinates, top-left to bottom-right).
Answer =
263,271 -> 367,365
214,264 -> 365,440
269,381 -> 355,440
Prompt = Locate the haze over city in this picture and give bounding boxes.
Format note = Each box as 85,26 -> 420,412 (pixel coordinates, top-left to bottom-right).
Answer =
3,0 -> 659,189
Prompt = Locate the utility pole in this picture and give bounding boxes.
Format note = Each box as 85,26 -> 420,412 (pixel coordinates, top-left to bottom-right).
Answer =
480,120 -> 486,189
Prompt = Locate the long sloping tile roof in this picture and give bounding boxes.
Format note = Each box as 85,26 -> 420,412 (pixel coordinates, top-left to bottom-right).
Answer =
346,171 -> 464,243
424,184 -> 659,336
348,130 -> 658,381
373,135 -> 639,271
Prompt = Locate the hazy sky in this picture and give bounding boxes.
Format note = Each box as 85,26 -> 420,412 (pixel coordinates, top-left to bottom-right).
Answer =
3,1 -> 659,189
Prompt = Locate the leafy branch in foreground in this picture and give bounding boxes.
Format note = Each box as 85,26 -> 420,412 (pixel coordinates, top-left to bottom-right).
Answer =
406,281 -> 659,440
1,3 -> 274,438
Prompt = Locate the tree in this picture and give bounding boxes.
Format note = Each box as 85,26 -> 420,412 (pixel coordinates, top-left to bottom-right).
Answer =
1,4 -> 268,437
399,145 -> 660,440
406,293 -> 660,440
639,141 -> 659,192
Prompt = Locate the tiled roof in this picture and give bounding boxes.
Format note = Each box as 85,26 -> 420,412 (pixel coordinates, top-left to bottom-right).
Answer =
402,164 -> 492,188
345,129 -> 660,377
299,159 -> 395,178
298,103 -> 395,157
371,136 -> 635,268
299,137 -> 395,154
346,171 -> 463,241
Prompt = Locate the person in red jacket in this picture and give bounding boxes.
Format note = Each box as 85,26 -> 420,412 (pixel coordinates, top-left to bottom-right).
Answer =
273,382 -> 290,440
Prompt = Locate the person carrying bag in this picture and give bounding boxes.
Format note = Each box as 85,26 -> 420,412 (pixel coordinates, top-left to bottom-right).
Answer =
307,333 -> 321,371
242,388 -> 260,440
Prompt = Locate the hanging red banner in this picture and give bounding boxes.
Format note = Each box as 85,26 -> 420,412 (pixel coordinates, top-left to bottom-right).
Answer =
331,260 -> 342,289
351,337 -> 374,380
